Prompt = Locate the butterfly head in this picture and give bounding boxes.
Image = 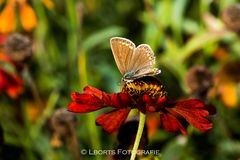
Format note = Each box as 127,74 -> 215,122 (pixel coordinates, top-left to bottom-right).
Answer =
122,71 -> 136,82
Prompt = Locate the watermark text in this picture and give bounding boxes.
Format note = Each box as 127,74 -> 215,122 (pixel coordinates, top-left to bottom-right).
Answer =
80,149 -> 161,156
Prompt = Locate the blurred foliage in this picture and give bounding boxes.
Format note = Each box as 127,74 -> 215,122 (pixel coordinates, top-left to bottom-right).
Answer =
0,0 -> 240,160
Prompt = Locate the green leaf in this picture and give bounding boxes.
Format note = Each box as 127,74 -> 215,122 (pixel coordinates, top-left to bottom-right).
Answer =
82,26 -> 126,51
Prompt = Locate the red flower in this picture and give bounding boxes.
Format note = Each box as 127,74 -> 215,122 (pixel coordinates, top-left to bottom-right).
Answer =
69,86 -> 132,133
0,68 -> 23,98
0,51 -> 21,70
0,52 -> 23,98
68,77 -> 213,134
0,34 -> 7,45
142,95 -> 213,135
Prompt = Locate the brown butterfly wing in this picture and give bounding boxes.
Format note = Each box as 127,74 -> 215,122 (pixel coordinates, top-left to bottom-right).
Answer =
126,44 -> 160,79
129,44 -> 156,70
110,37 -> 135,75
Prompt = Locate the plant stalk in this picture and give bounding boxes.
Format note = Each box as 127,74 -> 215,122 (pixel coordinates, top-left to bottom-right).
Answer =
130,112 -> 146,160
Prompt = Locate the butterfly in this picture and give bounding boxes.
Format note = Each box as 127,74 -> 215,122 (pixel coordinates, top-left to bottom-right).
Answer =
110,37 -> 161,82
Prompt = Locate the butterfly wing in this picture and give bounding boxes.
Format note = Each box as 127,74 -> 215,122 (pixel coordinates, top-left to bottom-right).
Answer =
110,37 -> 135,75
127,44 -> 161,79
130,67 -> 161,80
130,44 -> 155,70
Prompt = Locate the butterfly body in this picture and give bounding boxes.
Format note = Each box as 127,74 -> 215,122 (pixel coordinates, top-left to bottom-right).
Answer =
123,71 -> 136,82
110,37 -> 160,82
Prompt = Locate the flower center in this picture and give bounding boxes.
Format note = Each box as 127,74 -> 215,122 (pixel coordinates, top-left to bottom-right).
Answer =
121,76 -> 167,99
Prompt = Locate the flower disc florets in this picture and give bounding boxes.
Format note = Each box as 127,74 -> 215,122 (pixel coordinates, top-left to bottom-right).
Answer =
121,76 -> 167,99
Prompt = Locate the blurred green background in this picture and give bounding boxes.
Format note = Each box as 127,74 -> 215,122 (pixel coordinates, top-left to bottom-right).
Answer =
0,0 -> 240,159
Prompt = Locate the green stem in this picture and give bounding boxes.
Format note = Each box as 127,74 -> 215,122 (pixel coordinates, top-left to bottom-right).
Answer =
130,112 -> 146,160
87,113 -> 102,160
78,50 -> 102,160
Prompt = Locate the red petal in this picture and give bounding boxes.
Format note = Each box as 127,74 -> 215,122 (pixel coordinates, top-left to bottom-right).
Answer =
0,68 -> 23,98
71,92 -> 103,105
83,86 -> 103,98
0,52 -> 12,64
161,113 -> 187,135
110,94 -> 120,107
143,94 -> 152,104
83,86 -> 132,108
168,99 -> 212,132
148,96 -> 168,111
84,86 -> 114,106
175,99 -> 205,108
0,35 -> 7,45
96,108 -> 131,133
146,105 -> 156,112
156,96 -> 167,106
118,93 -> 132,107
110,93 -> 132,108
69,86 -> 133,115
137,94 -> 152,113
0,52 -> 21,69
68,102 -> 103,113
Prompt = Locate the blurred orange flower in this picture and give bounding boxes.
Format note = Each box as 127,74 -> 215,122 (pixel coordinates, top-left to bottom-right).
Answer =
220,82 -> 238,108
0,1 -> 16,33
42,0 -> 54,10
210,61 -> 240,108
0,0 -> 37,33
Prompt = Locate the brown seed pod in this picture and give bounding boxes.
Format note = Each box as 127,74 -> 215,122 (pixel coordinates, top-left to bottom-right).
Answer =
185,65 -> 213,99
50,108 -> 80,159
50,108 -> 77,137
222,4 -> 240,33
4,33 -> 33,63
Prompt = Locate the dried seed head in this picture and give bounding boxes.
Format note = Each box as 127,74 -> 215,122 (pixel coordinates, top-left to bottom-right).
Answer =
185,65 -> 213,98
50,108 -> 80,159
4,33 -> 32,63
222,4 -> 240,33
121,76 -> 167,99
50,108 -> 77,136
